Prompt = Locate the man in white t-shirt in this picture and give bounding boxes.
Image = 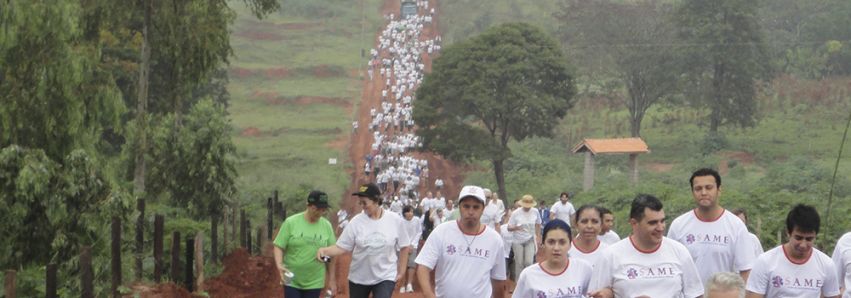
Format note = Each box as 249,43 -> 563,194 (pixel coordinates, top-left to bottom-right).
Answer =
549,192 -> 575,226
832,231 -> 851,298
597,207 -> 620,245
668,168 -> 757,284
481,188 -> 505,231
416,185 -> 506,298
732,208 -> 765,258
589,194 -> 703,298
746,204 -> 840,298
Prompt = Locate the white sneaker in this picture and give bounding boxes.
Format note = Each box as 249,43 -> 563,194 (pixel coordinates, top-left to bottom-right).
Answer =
400,287 -> 406,293
406,283 -> 413,292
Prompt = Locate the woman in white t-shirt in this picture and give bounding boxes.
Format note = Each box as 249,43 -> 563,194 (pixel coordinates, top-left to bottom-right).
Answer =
512,219 -> 592,298
569,205 -> 608,268
317,183 -> 411,298
508,195 -> 542,280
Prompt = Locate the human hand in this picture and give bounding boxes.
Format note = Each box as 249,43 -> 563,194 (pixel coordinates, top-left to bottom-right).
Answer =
587,287 -> 613,298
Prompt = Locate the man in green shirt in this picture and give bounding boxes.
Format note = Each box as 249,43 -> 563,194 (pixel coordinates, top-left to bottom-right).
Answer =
274,190 -> 337,298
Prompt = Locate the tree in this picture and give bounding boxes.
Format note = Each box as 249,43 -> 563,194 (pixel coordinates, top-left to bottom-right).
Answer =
675,0 -> 771,134
414,23 -> 576,201
558,0 -> 679,137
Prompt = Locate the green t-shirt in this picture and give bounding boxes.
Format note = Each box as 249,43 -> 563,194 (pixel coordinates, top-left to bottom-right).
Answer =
273,212 -> 336,289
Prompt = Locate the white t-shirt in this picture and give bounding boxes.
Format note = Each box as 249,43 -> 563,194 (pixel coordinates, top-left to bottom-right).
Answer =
747,245 -> 840,297
421,197 -> 434,212
598,230 -> 620,245
833,232 -> 851,298
748,232 -> 765,258
590,236 -> 704,298
336,210 -> 411,285
550,201 -> 575,225
512,260 -> 593,298
403,216 -> 423,249
416,221 -> 506,298
481,199 -> 506,228
509,208 -> 541,243
568,240 -> 609,268
500,223 -> 514,259
667,209 -> 757,283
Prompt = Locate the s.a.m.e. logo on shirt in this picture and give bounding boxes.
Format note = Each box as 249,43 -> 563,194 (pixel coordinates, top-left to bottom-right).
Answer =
684,233 -> 732,246
535,286 -> 586,298
445,244 -> 491,259
624,266 -> 678,280
771,274 -> 825,290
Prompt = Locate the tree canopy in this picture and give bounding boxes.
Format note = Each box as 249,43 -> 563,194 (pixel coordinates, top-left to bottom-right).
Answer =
414,22 -> 575,200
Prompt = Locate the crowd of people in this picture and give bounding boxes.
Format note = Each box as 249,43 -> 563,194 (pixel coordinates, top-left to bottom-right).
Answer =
272,167 -> 851,298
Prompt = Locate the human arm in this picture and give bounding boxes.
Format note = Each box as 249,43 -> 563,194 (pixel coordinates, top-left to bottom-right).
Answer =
744,292 -> 764,298
492,278 -> 505,298
316,245 -> 348,261
417,265 -> 436,298
273,245 -> 288,284
396,245 -> 411,282
324,256 -> 337,295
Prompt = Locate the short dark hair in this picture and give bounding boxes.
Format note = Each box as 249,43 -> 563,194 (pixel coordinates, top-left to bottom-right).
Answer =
731,208 -> 747,222
690,168 -> 721,188
542,219 -> 572,242
599,207 -> 613,217
786,204 -> 820,234
560,192 -> 570,198
630,194 -> 663,221
576,204 -> 602,221
402,205 -> 414,214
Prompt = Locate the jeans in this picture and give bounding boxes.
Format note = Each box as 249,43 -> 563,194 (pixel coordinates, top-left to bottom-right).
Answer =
284,286 -> 322,298
349,280 -> 395,298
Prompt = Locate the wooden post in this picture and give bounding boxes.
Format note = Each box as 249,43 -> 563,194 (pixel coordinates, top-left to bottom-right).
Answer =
4,270 -> 15,298
171,231 -> 181,282
267,197 -> 273,240
629,153 -> 639,185
154,214 -> 164,282
211,215 -> 218,264
111,216 -> 122,298
583,151 -> 595,191
185,236 -> 194,292
257,226 -> 263,254
46,263 -> 57,298
246,220 -> 252,254
274,190 -> 279,222
135,199 -> 145,281
194,232 -> 204,293
81,246 -> 93,298
231,207 -> 237,250
240,209 -> 246,249
222,209 -> 229,256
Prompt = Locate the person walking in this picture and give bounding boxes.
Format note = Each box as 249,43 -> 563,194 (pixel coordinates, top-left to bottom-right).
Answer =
569,205 -> 608,268
507,195 -> 542,279
512,219 -> 592,298
316,183 -> 411,298
273,190 -> 337,298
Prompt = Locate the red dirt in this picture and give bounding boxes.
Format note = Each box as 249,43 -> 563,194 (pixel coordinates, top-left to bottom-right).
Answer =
204,248 -> 284,298
124,282 -> 195,298
645,162 -> 675,173
312,65 -> 338,78
241,127 -> 261,137
719,150 -> 756,175
234,30 -> 285,41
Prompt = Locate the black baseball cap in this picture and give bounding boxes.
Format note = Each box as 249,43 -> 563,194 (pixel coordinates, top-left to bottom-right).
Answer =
351,183 -> 381,200
307,190 -> 330,208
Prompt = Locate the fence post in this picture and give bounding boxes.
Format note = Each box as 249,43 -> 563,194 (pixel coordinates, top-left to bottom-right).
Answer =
257,226 -> 263,255
154,214 -> 164,282
240,209 -> 246,249
194,232 -> 204,293
136,199 -> 145,281
267,197 -> 273,240
185,236 -> 194,292
171,231 -> 181,282
46,263 -> 57,298
231,207 -> 237,251
81,246 -> 93,298
246,220 -> 252,254
273,190 -> 279,222
4,269 -> 15,298
222,209 -> 229,253
211,215 -> 218,264
112,216 -> 122,298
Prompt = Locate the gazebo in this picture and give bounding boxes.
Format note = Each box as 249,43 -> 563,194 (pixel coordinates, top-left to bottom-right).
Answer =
571,138 -> 650,191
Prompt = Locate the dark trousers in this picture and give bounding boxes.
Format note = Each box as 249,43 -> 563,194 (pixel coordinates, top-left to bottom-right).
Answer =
284,286 -> 322,298
349,280 -> 395,298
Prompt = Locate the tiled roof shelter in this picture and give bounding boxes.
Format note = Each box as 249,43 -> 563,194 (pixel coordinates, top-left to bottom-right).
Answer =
571,138 -> 650,191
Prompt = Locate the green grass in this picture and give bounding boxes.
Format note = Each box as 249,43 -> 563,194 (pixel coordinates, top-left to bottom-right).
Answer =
227,0 -> 384,217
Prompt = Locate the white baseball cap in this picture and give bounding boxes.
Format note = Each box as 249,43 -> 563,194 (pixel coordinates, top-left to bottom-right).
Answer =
457,185 -> 486,204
